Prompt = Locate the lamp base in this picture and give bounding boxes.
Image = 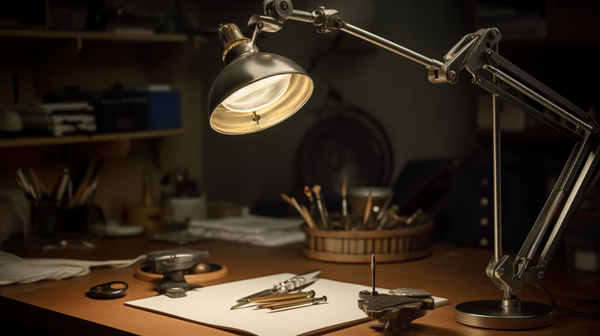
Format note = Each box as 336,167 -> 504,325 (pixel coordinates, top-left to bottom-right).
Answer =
455,299 -> 553,330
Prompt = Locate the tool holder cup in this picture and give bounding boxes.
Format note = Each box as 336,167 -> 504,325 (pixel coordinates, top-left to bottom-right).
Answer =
300,220 -> 433,263
25,200 -> 106,250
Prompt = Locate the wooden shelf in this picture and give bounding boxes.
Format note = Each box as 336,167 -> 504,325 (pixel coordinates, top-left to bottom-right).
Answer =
0,128 -> 185,148
0,25 -> 203,220
0,29 -> 192,43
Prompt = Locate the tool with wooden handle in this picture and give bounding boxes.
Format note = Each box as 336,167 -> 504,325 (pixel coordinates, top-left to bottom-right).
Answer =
312,185 -> 330,230
266,296 -> 327,310
341,179 -> 352,230
231,269 -> 321,309
281,193 -> 316,228
250,290 -> 315,304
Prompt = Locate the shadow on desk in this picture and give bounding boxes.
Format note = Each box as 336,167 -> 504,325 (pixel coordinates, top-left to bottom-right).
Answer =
410,324 -> 464,336
1,315 -> 57,336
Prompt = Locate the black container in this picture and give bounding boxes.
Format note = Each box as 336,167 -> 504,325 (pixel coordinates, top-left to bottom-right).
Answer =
91,97 -> 148,133
26,201 -> 106,250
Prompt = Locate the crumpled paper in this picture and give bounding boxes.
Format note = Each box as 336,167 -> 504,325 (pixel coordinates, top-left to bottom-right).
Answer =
0,251 -> 145,285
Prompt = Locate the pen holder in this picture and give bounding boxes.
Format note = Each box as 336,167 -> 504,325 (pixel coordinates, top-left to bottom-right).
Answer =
348,187 -> 393,223
300,220 -> 433,263
25,201 -> 106,250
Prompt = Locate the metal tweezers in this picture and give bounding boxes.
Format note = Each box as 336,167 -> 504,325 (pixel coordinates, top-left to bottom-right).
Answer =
231,269 -> 321,309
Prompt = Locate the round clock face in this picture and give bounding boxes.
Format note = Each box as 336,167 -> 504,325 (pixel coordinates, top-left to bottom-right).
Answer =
295,106 -> 394,212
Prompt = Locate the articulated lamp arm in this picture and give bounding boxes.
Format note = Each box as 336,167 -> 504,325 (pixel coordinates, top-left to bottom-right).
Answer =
249,0 -> 600,303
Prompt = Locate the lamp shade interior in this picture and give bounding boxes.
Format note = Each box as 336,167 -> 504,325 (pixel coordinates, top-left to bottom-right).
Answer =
208,52 -> 314,135
221,74 -> 292,113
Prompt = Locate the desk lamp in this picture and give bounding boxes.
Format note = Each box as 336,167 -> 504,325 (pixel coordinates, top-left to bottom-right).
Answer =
208,0 -> 600,330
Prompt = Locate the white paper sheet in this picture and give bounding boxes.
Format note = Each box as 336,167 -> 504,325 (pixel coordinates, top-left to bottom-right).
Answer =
126,273 -> 449,336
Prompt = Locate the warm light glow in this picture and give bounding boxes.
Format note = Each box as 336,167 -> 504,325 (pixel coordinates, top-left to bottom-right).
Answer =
222,74 -> 292,112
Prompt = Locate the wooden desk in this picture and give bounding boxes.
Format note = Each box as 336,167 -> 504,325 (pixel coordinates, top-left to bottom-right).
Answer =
1,236 -> 599,335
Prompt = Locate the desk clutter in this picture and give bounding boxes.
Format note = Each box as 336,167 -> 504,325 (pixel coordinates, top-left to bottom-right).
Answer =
135,261 -> 228,287
16,162 -> 105,250
15,102 -> 96,136
283,180 -> 434,263
358,254 -> 436,334
135,249 -> 228,298
239,290 -> 327,311
231,269 -> 322,310
7,84 -> 181,137
126,272 -> 377,336
126,267 -> 448,336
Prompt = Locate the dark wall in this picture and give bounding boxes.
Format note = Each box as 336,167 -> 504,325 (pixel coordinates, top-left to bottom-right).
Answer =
196,0 -> 477,209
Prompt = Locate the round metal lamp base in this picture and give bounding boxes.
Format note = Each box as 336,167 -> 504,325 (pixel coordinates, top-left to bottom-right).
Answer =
455,300 -> 553,330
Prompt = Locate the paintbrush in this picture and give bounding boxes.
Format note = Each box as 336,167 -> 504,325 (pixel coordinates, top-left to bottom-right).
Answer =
16,168 -> 36,200
265,296 -> 327,310
362,188 -> 373,230
301,205 -> 317,229
341,179 -> 352,230
405,208 -> 424,227
303,186 -> 318,220
252,290 -> 315,305
27,168 -> 48,200
281,193 -> 316,229
312,185 -> 330,230
70,158 -> 99,206
52,168 -> 70,203
367,192 -> 393,230
281,193 -> 295,208
341,179 -> 348,217
373,192 -> 394,227
376,205 -> 400,230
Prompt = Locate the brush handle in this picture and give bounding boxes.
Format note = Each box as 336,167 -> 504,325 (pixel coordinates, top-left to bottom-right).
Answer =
362,193 -> 373,229
309,202 -> 318,218
315,199 -> 329,230
341,179 -> 348,217
250,290 -> 315,304
268,296 -> 327,310
321,200 -> 330,227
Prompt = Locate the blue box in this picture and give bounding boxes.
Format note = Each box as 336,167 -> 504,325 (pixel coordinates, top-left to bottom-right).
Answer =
123,90 -> 182,130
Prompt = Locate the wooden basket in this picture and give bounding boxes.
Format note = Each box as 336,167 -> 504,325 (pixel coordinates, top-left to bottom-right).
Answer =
301,221 -> 434,263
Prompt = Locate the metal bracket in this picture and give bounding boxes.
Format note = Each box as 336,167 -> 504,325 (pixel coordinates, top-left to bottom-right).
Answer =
427,31 -> 481,84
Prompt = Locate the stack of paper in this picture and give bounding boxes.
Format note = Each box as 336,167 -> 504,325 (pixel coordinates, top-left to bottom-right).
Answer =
187,214 -> 305,247
16,102 -> 96,136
